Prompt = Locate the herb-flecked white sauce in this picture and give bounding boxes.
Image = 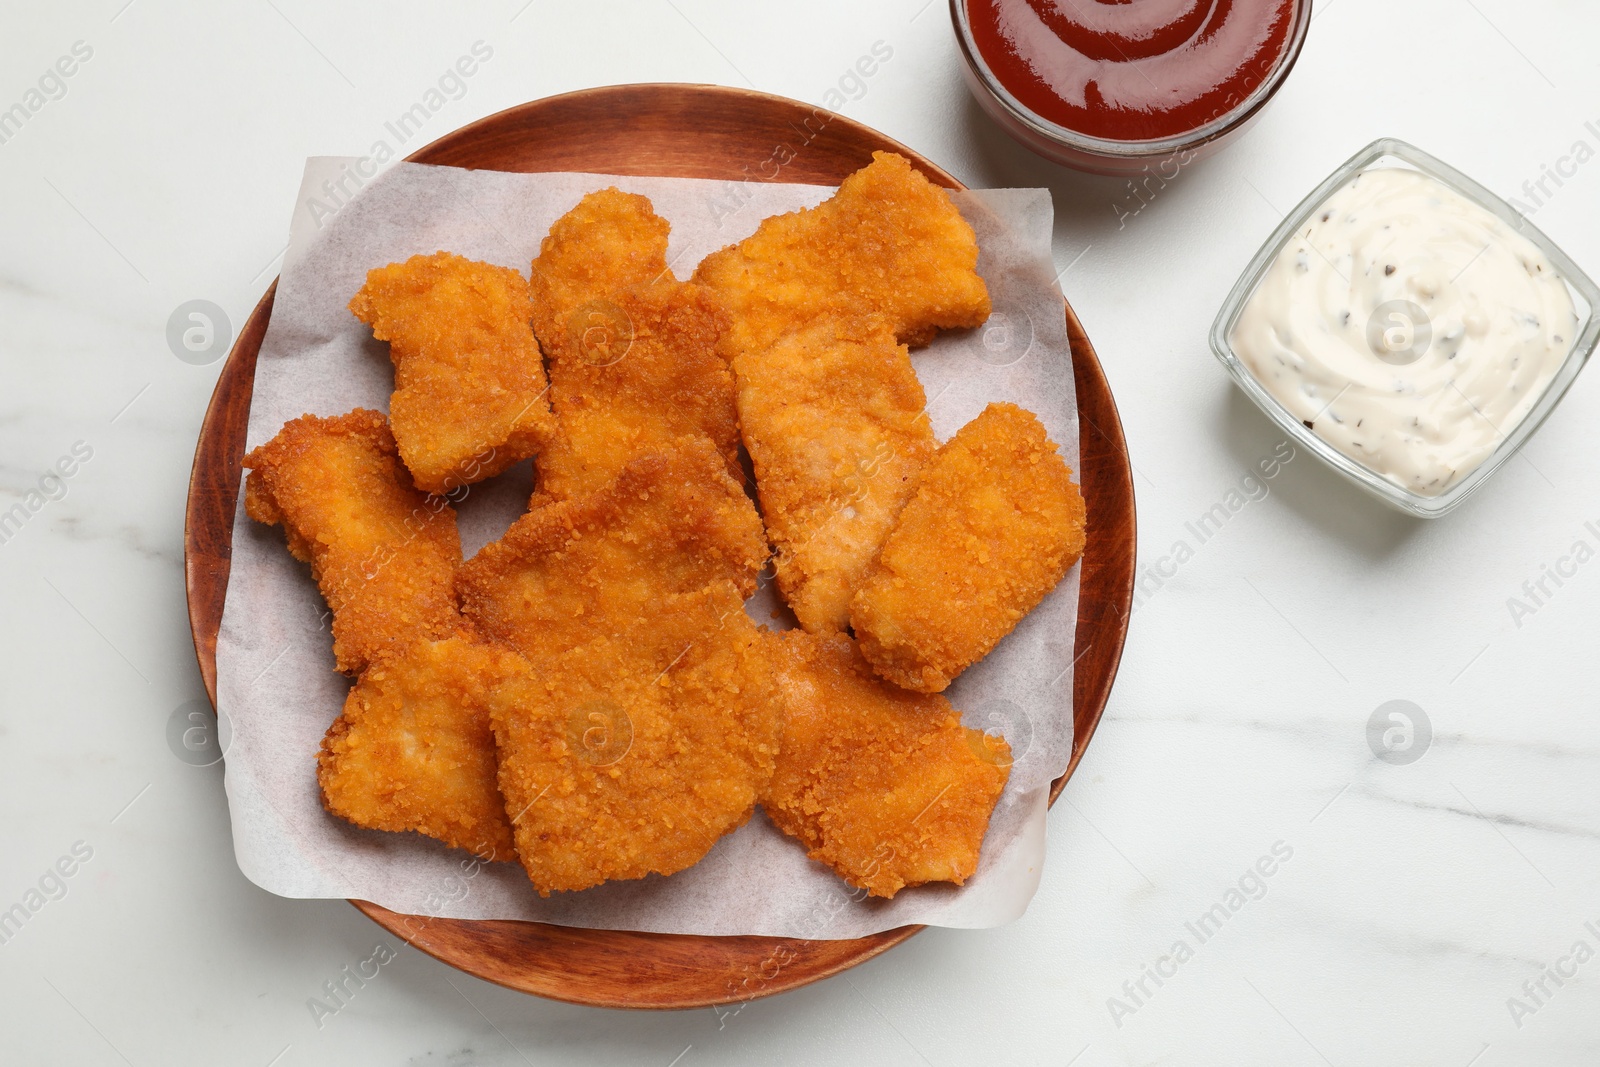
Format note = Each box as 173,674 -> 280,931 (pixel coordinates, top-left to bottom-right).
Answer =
1231,166 -> 1578,496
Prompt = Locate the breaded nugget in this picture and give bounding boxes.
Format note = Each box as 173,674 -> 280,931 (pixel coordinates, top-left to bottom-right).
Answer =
528,188 -> 671,349
852,403 -> 1087,693
318,634 -> 526,860
488,582 -> 782,894
349,252 -> 555,494
243,409 -> 461,675
693,153 -> 992,631
762,631 -> 1010,898
693,150 -> 992,353
734,315 -> 934,632
537,278 -> 741,500
528,192 -> 738,499
457,440 -> 768,658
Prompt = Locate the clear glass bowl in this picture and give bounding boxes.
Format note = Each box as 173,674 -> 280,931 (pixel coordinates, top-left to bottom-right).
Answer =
949,0 -> 1313,177
1209,137 -> 1600,518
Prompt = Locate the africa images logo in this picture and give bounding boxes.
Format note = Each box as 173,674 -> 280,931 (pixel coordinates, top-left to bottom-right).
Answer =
1107,841 -> 1296,1027
1367,701 -> 1432,766
568,700 -> 632,767
302,41 -> 494,229
0,40 -> 93,148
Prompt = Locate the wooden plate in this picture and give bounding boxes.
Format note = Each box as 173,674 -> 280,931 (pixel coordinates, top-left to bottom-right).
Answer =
184,84 -> 1135,1010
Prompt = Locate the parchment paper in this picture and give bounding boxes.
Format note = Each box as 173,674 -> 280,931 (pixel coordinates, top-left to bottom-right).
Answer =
215,158 -> 1081,938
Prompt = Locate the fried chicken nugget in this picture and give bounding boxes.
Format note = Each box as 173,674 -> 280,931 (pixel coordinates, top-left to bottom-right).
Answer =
762,630 -> 1010,899
527,187 -> 671,349
734,316 -> 934,632
349,252 -> 555,494
243,409 -> 461,675
487,581 -> 782,894
852,403 -> 1087,693
457,440 -> 768,658
693,150 -> 992,354
537,279 -> 741,500
526,192 -> 740,499
318,634 -> 526,860
693,152 -> 992,632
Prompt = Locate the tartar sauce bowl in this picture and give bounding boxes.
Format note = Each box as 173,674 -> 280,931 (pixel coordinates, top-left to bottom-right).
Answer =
1211,138 -> 1600,518
950,0 -> 1313,176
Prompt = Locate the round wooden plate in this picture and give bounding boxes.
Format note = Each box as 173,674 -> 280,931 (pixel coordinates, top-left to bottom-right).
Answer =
184,84 -> 1135,1011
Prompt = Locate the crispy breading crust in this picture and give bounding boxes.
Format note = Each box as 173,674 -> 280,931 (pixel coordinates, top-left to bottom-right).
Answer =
456,440 -> 768,660
851,403 -> 1087,693
529,191 -> 739,500
761,631 -> 1010,898
349,251 -> 555,494
318,635 -> 525,859
693,150 -> 992,355
243,409 -> 461,675
538,278 -> 742,500
488,582 -> 782,895
693,152 -> 992,632
528,187 -> 672,350
734,316 -> 934,632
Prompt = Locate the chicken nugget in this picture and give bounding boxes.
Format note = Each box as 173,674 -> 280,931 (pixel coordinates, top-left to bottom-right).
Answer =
487,581 -> 781,894
528,187 -> 672,350
457,440 -> 768,659
693,152 -> 992,631
852,403 -> 1087,693
537,278 -> 741,500
762,631 -> 1010,898
318,634 -> 526,860
734,315 -> 934,632
528,192 -> 738,500
243,409 -> 461,675
349,252 -> 555,494
693,150 -> 991,354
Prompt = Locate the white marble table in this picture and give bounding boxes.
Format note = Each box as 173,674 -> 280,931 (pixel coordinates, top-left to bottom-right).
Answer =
2,1 -> 1597,1063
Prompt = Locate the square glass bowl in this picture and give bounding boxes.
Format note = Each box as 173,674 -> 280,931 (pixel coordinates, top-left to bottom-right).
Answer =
1209,137 -> 1600,518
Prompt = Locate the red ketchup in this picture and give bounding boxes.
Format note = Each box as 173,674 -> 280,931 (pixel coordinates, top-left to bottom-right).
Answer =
967,0 -> 1297,142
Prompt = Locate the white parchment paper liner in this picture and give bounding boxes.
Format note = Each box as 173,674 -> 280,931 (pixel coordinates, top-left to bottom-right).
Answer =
215,158 -> 1081,938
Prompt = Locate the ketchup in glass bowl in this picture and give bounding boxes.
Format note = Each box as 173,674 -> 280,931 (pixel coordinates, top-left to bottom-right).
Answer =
952,0 -> 1312,175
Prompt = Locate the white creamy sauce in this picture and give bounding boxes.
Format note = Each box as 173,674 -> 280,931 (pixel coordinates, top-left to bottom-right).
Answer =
1230,166 -> 1578,496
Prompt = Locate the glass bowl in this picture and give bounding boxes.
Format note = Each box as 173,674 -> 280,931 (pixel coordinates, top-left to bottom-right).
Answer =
1210,137 -> 1600,518
949,0 -> 1313,177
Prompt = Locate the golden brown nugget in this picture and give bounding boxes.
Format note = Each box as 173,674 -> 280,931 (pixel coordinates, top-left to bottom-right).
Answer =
318,635 -> 526,860
529,192 -> 738,499
693,150 -> 992,354
528,188 -> 671,350
734,315 -> 934,632
349,252 -> 555,494
852,403 -> 1087,693
693,153 -> 991,631
761,631 -> 1010,899
488,582 -> 782,894
537,278 -> 742,500
243,409 -> 461,675
457,440 -> 768,659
